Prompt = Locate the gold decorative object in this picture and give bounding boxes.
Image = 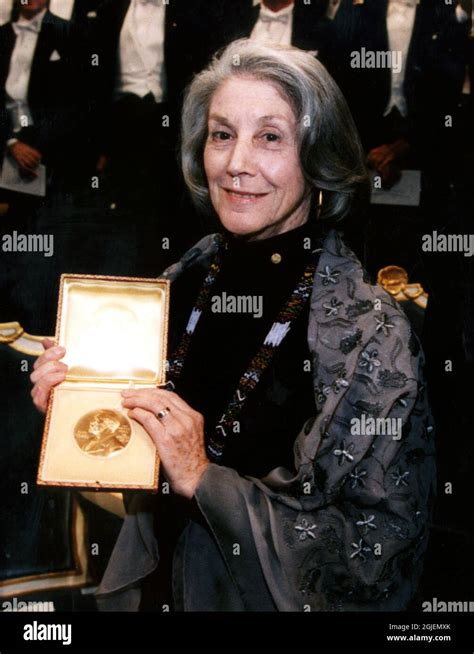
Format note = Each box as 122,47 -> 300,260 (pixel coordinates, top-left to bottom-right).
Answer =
271,253 -> 282,264
74,409 -> 132,458
0,321 -> 50,356
0,321 -> 25,343
377,265 -> 428,310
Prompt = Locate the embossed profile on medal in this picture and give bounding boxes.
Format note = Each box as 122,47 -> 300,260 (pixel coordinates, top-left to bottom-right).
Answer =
74,409 -> 132,458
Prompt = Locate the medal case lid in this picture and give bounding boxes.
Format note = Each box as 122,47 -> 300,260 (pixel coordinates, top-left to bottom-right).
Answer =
57,274 -> 169,385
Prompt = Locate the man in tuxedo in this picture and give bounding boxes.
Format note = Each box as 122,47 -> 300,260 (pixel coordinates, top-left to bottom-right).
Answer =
203,0 -> 331,54
0,0 -> 86,187
323,0 -> 467,188
91,0 -> 212,213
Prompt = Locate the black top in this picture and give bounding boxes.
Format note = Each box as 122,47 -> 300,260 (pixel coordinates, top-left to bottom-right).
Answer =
169,220 -> 320,477
142,220 -> 321,610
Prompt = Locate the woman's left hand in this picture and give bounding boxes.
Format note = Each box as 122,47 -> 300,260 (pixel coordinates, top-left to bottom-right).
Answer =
122,388 -> 209,499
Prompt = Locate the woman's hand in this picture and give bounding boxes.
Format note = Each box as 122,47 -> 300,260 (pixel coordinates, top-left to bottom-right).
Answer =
122,388 -> 209,499
30,339 -> 68,414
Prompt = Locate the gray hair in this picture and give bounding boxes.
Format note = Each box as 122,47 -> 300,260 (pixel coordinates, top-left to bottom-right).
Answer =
181,38 -> 369,222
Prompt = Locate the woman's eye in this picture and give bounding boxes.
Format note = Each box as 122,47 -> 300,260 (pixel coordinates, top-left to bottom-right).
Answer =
211,131 -> 231,141
262,133 -> 281,143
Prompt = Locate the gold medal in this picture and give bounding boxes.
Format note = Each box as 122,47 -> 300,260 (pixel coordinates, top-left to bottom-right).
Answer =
74,409 -> 131,458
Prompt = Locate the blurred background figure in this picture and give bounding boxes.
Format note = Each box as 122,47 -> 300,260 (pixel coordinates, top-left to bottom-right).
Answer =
320,0 -> 469,281
201,0 -> 331,53
0,0 -> 90,216
324,0 -> 466,182
89,0 -> 211,214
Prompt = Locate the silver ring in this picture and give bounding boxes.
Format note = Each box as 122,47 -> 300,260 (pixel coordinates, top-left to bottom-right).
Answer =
156,406 -> 171,421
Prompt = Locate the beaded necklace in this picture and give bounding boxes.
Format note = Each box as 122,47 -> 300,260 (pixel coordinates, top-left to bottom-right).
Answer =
168,233 -> 317,461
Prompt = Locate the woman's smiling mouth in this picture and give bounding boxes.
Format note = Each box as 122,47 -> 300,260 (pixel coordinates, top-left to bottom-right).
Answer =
223,188 -> 269,202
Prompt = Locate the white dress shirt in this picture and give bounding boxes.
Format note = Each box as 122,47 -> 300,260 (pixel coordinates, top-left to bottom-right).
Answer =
250,1 -> 294,46
5,8 -> 47,133
116,0 -> 166,102
384,0 -> 417,117
0,0 -> 13,26
455,4 -> 469,24
326,0 -> 342,20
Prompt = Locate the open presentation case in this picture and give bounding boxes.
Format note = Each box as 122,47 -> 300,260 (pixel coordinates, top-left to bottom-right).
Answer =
37,274 -> 170,492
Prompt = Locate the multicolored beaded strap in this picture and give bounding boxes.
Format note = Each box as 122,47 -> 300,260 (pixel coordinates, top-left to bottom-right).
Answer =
168,233 -> 227,378
168,235 -> 317,462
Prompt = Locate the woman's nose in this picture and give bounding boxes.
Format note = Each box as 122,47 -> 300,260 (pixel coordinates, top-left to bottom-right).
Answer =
226,138 -> 256,178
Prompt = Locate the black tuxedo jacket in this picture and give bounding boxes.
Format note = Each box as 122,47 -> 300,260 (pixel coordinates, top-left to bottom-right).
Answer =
0,10 -> 85,160
322,0 -> 468,150
70,0 -> 102,23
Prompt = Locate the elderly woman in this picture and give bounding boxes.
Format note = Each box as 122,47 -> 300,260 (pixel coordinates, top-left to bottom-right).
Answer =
31,39 -> 435,611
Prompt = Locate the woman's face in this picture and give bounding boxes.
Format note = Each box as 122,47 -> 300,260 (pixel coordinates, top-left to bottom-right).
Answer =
204,76 -> 311,241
